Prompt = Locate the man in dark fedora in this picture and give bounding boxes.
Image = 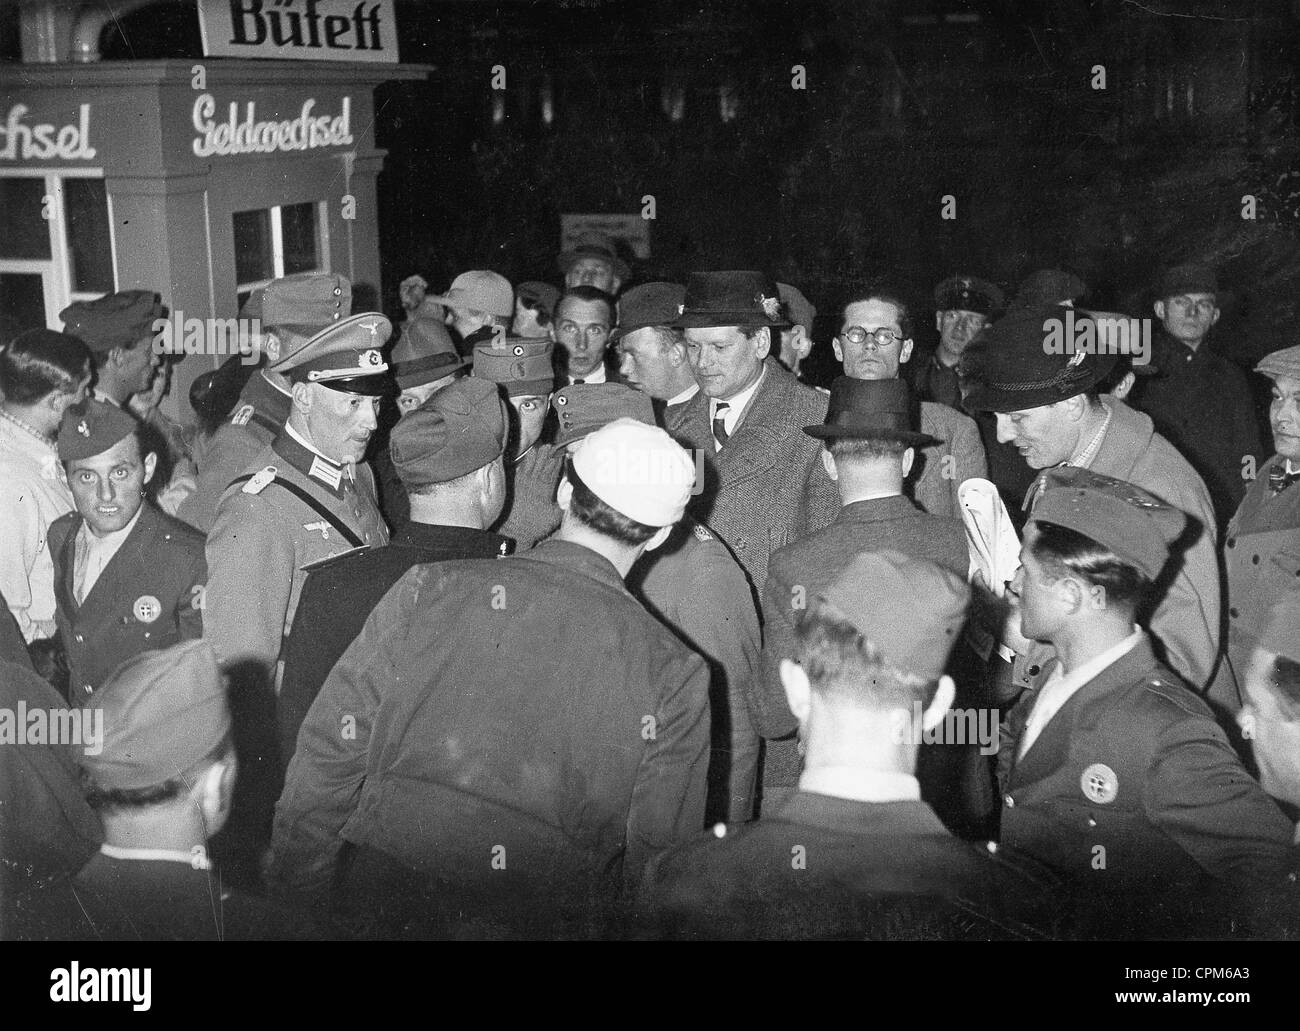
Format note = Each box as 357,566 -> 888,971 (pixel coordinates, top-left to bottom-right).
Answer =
958,303 -> 1221,698
558,231 -> 629,296
612,282 -> 698,433
752,376 -> 971,815
671,271 -> 840,595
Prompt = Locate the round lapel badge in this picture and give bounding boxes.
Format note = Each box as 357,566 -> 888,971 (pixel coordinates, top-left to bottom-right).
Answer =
1080,763 -> 1118,804
133,595 -> 162,624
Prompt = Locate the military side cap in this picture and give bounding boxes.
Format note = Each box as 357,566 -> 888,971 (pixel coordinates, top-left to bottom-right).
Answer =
81,640 -> 230,791
391,376 -> 507,489
1255,345 -> 1300,383
391,316 -> 465,389
934,275 -> 1003,316
260,272 -> 352,369
1156,263 -> 1218,299
673,271 -> 787,330
557,231 -> 630,281
57,399 -> 138,462
958,304 -> 1117,413
570,418 -> 695,527
1011,269 -> 1089,309
805,377 -> 939,448
611,282 -> 686,340
777,282 -> 817,329
553,382 -> 655,447
278,313 -> 392,395
517,281 -> 561,319
1029,467 -> 1185,581
1259,592 -> 1300,665
820,550 -> 971,682
472,337 -> 555,397
60,290 -> 165,354
428,270 -> 514,319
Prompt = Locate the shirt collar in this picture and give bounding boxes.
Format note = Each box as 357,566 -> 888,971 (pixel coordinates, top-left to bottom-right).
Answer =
78,504 -> 143,551
91,388 -> 123,408
0,406 -> 57,450
1067,399 -> 1112,468
798,766 -> 922,804
711,362 -> 766,415
572,364 -> 607,386
667,382 -> 700,407
1052,627 -> 1143,691
100,843 -> 212,871
276,423 -> 354,494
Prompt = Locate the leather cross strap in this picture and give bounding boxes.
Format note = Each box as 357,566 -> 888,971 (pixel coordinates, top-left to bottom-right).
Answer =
226,474 -> 365,549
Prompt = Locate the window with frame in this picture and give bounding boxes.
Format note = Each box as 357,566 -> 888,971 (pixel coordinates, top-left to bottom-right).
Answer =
234,201 -> 329,310
0,171 -> 114,340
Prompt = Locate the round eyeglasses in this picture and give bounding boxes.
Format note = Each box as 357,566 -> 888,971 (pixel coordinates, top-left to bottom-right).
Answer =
840,326 -> 904,349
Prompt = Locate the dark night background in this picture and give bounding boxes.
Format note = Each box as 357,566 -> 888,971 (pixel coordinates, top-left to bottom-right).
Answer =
5,0 -> 1299,384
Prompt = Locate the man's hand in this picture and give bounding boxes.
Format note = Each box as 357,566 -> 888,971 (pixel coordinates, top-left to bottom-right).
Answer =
971,569 -> 1034,657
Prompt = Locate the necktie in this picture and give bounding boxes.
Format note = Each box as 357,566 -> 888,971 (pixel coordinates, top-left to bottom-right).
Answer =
1268,463 -> 1300,497
713,402 -> 731,448
573,378 -> 585,386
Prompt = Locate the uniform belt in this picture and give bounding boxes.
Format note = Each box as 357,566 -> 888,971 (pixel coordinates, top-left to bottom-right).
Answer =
226,473 -> 365,549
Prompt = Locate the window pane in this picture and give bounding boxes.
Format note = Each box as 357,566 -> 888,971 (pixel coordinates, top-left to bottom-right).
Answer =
281,202 -> 320,275
64,178 -> 114,293
0,273 -> 47,339
0,178 -> 52,259
233,208 -> 274,285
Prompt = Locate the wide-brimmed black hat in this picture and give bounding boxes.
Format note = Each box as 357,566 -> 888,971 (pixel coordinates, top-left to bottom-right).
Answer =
958,304 -> 1117,413
804,377 -> 939,447
673,270 -> 790,330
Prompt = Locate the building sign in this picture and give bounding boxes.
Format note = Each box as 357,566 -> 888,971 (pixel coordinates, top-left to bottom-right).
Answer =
198,0 -> 399,63
0,103 -> 95,161
560,213 -> 651,260
192,93 -> 353,157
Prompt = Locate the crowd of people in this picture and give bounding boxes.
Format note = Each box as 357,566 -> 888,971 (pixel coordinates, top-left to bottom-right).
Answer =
2,229 -> 1298,939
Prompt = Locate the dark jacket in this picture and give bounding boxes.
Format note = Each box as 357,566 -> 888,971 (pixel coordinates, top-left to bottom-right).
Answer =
673,359 -> 841,593
278,522 -> 511,764
643,790 -> 1052,939
756,495 -> 968,792
49,503 -> 206,704
269,539 -> 711,926
998,636 -> 1293,901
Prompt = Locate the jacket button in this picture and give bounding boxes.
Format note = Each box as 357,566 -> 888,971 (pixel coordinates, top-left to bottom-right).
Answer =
83,684 -> 93,695
1028,664 -> 1041,676
1230,607 -> 1239,618
1252,555 -> 1260,565
1226,537 -> 1235,548
1004,795 -> 1015,808
1087,817 -> 1097,827
75,634 -> 84,643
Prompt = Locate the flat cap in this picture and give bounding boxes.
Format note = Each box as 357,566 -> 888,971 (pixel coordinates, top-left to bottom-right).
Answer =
259,272 -> 352,368
958,304 -> 1117,412
557,231 -> 630,281
570,418 -> 695,527
553,382 -> 656,447
57,399 -> 138,462
1255,345 -> 1300,384
1011,269 -> 1089,309
472,337 -> 555,397
934,275 -> 1003,316
1029,467 -> 1185,581
60,291 -> 165,354
673,271 -> 789,330
277,313 -> 392,395
1156,264 -> 1218,299
611,282 -> 686,341
80,640 -> 230,791
805,376 -> 939,448
428,270 -> 514,320
391,376 -> 507,489
391,315 -> 464,389
819,550 -> 971,681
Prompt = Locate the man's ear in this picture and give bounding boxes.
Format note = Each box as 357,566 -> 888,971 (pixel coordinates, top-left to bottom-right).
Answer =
780,658 -> 812,725
1209,307 -> 1221,329
831,336 -> 844,364
900,446 -> 915,478
261,332 -> 283,365
921,675 -> 957,732
935,312 -> 944,333
900,339 -> 914,365
556,476 -> 574,512
609,275 -> 623,296
142,451 -> 158,487
820,447 -> 838,481
1112,370 -> 1136,401
643,524 -> 672,553
1153,300 -> 1167,322
290,381 -> 313,415
752,326 -> 771,361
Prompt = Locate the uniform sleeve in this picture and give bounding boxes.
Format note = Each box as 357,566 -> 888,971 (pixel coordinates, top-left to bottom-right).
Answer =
1149,483 -> 1221,692
0,486 -> 47,642
203,490 -> 294,673
268,568 -> 422,907
1146,715 -> 1294,887
951,413 -> 989,488
753,562 -> 801,740
176,541 -> 207,642
623,649 -> 712,886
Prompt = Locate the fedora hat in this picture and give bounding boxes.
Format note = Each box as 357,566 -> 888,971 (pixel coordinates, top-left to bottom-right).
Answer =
673,270 -> 790,330
804,376 -> 939,448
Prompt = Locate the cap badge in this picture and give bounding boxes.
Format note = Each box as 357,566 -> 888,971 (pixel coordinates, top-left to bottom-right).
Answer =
511,361 -> 529,379
303,520 -> 331,540
358,348 -> 383,368
1066,348 -> 1088,369
555,395 -> 568,406
133,595 -> 162,624
76,419 -> 90,437
359,320 -> 383,339
513,345 -> 525,357
230,404 -> 255,427
755,293 -> 781,320
678,304 -> 685,315
1080,763 -> 1118,804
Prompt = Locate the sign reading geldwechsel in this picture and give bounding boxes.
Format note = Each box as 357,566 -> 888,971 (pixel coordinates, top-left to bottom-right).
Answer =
192,94 -> 353,156
198,0 -> 399,63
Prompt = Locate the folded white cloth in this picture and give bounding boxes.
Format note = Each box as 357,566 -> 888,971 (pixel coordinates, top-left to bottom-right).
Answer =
958,478 -> 1023,662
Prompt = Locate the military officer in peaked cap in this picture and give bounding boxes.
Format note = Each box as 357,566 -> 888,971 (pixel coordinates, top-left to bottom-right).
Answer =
913,274 -> 1003,412
179,272 -> 352,533
998,467 -> 1292,936
49,399 -> 206,705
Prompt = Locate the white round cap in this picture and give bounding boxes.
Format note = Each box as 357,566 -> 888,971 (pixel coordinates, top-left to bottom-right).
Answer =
570,418 -> 695,527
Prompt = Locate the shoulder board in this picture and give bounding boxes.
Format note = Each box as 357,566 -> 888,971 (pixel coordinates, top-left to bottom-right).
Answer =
300,545 -> 370,572
242,465 -> 278,495
815,385 -> 830,396
1138,675 -> 1210,717
691,522 -> 715,544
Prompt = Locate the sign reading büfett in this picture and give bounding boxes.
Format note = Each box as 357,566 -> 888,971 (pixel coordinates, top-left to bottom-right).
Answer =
198,0 -> 399,63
